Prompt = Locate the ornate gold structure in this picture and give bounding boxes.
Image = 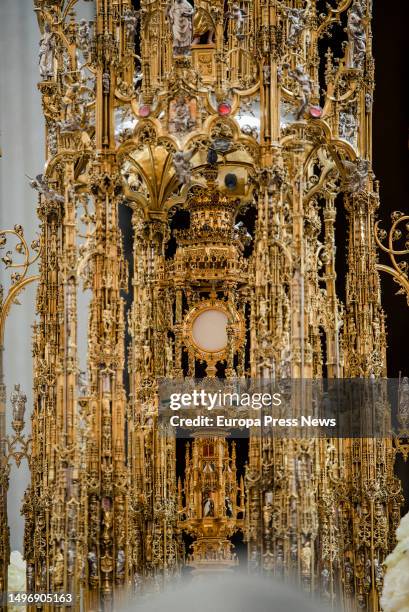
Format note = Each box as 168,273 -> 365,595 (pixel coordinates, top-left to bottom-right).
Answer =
0,0 -> 408,610
178,434 -> 245,573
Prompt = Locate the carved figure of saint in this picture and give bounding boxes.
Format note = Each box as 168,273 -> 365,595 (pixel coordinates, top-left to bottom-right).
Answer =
143,343 -> 152,378
342,158 -> 369,193
227,3 -> 246,37
11,383 -> 27,423
169,96 -> 195,134
123,7 -> 139,40
286,5 -> 309,47
321,568 -> 330,595
167,0 -> 195,56
203,496 -> 214,517
301,542 -> 312,576
347,3 -> 366,68
88,551 -> 98,577
116,549 -> 125,576
287,65 -> 312,119
39,23 -> 56,79
53,550 -> 64,587
27,563 -> 35,591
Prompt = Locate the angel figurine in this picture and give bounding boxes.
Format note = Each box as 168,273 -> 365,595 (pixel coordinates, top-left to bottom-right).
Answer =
286,65 -> 312,119
173,148 -> 197,184
123,7 -> 140,40
227,3 -> 246,37
342,158 -> 369,193
27,174 -> 65,203
286,4 -> 309,47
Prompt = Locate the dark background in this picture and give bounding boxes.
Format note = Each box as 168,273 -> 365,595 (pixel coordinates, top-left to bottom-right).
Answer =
373,2 -> 409,378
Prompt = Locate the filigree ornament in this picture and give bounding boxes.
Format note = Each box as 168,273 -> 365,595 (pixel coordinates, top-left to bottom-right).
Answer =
375,212 -> 409,304
0,385 -> 32,515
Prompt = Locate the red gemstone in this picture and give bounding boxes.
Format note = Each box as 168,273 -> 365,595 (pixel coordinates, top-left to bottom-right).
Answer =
218,102 -> 231,116
139,105 -> 151,117
309,105 -> 323,118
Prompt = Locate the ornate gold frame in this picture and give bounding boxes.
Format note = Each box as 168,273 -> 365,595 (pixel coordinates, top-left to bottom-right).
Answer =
183,299 -> 245,363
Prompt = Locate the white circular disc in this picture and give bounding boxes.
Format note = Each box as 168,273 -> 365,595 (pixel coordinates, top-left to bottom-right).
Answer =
192,309 -> 228,353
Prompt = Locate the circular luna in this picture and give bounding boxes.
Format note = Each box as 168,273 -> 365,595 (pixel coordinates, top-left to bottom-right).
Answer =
183,301 -> 245,361
192,309 -> 228,352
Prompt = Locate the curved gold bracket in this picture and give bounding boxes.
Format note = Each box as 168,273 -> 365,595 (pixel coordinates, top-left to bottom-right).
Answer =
0,225 -> 41,343
0,274 -> 40,345
376,264 -> 409,304
375,213 -> 409,304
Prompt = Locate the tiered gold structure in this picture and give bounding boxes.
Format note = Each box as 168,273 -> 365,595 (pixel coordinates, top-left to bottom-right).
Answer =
0,0 -> 408,610
178,435 -> 245,573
